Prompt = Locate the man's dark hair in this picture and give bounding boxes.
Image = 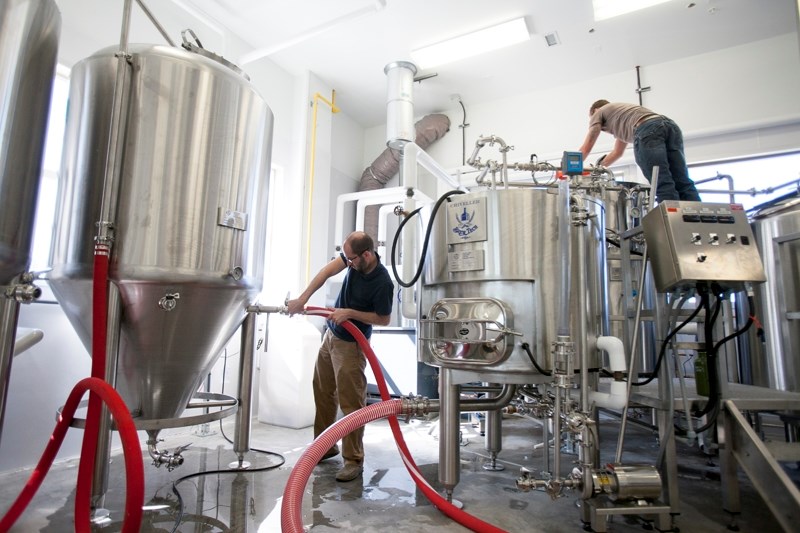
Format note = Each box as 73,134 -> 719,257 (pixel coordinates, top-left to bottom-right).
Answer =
346,231 -> 374,255
590,99 -> 610,114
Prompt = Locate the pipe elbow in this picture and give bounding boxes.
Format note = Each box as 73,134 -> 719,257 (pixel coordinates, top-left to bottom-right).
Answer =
590,382 -> 627,410
597,336 -> 626,372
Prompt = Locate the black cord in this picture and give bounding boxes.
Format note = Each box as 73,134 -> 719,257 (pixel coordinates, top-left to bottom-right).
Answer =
167,344 -> 287,533
675,295 -> 756,436
522,342 -> 551,376
631,291 -> 706,387
605,236 -> 644,256
693,292 -> 723,418
391,189 -> 465,288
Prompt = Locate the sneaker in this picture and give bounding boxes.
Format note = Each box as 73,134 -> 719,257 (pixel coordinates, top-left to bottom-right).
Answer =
335,463 -> 363,482
318,446 -> 340,463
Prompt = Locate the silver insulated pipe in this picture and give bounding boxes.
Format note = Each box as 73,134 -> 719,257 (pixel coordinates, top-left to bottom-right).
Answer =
384,61 -> 417,150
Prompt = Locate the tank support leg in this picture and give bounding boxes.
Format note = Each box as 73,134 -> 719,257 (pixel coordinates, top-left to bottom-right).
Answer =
231,312 -> 257,469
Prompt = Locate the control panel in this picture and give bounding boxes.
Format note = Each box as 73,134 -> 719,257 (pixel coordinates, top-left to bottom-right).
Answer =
642,201 -> 766,292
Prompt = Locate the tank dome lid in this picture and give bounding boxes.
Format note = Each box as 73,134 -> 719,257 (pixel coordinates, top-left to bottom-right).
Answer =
181,29 -> 249,81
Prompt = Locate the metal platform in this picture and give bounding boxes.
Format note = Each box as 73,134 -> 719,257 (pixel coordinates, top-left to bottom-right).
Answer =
623,378 -> 800,532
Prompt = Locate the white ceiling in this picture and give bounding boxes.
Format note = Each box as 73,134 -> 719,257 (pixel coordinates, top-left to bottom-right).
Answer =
60,0 -> 799,128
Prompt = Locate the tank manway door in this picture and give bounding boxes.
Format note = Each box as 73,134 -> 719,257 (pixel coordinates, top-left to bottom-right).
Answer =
419,298 -> 519,366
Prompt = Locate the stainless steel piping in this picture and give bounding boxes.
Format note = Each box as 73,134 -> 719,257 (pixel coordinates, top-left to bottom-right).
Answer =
439,368 -> 460,502
615,166 -> 659,464
90,284 -> 122,513
134,0 -> 176,47
232,312 -> 257,468
95,0 -> 132,248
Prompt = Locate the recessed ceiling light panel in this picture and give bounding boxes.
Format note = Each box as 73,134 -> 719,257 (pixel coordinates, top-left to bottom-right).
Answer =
410,18 -> 530,69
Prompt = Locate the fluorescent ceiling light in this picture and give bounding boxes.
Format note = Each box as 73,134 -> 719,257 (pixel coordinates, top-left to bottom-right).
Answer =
593,0 -> 672,21
410,18 -> 529,69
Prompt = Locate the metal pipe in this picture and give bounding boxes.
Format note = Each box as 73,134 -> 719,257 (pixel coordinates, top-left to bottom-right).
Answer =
483,407 -> 504,471
439,368 -> 460,500
186,398 -> 238,409
615,166 -> 659,464
542,413 -> 551,473
424,383 -> 516,412
0,297 -> 20,442
134,0 -> 176,46
553,385 -> 562,479
11,328 -> 42,357
576,200 -> 590,413
303,91 -> 339,286
557,178 -> 571,337
694,173 -> 735,204
91,284 -> 122,513
95,0 -> 132,248
233,312 -> 257,466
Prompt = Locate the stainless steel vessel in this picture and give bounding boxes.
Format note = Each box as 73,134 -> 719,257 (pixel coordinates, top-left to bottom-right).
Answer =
746,192 -> 800,391
49,44 -> 273,422
418,187 -> 607,381
0,0 -> 60,285
0,0 -> 60,443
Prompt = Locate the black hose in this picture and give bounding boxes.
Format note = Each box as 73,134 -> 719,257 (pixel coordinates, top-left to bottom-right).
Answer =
693,291 -> 723,417
522,342 -> 551,376
605,236 -> 644,256
391,189 -> 465,288
631,291 -> 707,387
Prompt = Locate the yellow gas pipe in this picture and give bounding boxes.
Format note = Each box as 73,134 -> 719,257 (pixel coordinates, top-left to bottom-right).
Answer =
305,90 -> 340,285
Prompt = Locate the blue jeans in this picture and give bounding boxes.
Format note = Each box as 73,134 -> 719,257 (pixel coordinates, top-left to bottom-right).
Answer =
633,117 -> 701,202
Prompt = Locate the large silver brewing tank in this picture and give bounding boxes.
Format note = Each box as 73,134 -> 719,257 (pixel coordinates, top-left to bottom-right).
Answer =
0,0 -> 60,285
49,44 -> 273,422
418,188 -> 606,381
0,0 -> 60,442
746,193 -> 800,391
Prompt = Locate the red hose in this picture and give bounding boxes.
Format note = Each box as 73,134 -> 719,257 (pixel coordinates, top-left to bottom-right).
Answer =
281,399 -> 405,531
0,248 -> 144,532
293,307 -> 506,533
73,250 -> 112,528
0,377 -> 143,532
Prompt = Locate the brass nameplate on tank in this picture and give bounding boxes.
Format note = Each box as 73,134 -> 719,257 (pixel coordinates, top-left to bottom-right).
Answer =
448,249 -> 484,272
217,207 -> 248,230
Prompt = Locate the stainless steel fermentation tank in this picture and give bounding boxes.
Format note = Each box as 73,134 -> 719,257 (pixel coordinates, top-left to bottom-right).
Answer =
0,0 -> 60,441
742,193 -> 800,391
49,43 -> 273,423
418,187 -> 607,380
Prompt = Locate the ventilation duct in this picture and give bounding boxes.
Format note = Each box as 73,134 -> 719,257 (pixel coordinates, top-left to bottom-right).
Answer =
358,113 -> 450,241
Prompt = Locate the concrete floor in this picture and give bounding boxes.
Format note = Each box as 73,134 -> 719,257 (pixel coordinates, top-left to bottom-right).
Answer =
0,409 -> 789,532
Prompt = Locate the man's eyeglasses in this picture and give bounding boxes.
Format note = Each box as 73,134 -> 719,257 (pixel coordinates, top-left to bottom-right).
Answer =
345,250 -> 365,264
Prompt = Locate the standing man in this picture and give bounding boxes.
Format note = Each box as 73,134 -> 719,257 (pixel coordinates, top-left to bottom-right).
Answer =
578,99 -> 701,203
286,231 -> 394,482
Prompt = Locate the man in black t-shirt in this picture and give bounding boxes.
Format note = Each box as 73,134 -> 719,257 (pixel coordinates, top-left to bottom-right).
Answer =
287,231 -> 394,482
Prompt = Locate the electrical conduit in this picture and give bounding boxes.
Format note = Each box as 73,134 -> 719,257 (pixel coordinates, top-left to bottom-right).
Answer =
281,307 -> 506,533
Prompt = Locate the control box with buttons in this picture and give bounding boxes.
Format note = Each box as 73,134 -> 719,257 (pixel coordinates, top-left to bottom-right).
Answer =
642,201 -> 766,292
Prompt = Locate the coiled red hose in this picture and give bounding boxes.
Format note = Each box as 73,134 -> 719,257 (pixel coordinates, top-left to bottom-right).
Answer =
280,306 -> 506,533
0,250 -> 144,532
0,377 -> 143,532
